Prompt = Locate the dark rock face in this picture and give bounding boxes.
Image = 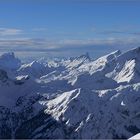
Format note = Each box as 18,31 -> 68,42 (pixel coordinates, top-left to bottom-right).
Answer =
0,93 -> 67,139
15,112 -> 62,139
0,106 -> 12,139
0,69 -> 8,83
0,107 -> 69,139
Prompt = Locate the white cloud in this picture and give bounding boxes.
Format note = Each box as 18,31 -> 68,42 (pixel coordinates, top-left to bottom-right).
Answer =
0,28 -> 22,36
0,36 -> 139,52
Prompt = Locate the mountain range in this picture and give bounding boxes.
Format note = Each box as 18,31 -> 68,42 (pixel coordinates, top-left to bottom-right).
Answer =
0,47 -> 140,139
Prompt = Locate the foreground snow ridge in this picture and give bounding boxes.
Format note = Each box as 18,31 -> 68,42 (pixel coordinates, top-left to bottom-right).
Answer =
129,133 -> 140,140
0,47 -> 140,139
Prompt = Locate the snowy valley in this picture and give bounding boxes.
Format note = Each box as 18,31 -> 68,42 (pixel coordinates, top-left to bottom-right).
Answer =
0,47 -> 140,139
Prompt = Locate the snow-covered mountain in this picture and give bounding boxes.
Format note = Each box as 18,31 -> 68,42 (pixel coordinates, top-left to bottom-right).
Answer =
0,47 -> 140,139
18,60 -> 53,78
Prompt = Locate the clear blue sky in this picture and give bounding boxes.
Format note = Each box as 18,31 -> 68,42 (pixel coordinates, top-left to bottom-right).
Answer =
0,0 -> 140,60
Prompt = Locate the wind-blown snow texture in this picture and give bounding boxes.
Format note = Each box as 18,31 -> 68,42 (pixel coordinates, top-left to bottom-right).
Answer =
0,47 -> 140,139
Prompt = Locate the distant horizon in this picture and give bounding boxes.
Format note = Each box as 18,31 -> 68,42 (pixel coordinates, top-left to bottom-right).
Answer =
0,46 -> 139,62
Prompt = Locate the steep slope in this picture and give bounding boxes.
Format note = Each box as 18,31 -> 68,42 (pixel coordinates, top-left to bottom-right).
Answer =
106,47 -> 140,84
18,61 -> 53,78
0,69 -> 9,84
72,72 -> 118,90
45,85 -> 140,139
0,52 -> 21,70
39,51 -> 121,88
0,74 -> 40,108
65,52 -> 91,70
77,50 -> 121,74
129,133 -> 140,139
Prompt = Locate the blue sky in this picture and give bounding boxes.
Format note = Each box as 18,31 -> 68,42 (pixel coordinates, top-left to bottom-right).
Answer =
0,0 -> 140,60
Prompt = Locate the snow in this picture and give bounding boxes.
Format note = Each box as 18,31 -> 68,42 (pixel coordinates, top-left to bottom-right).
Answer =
129,133 -> 140,139
18,60 -> 52,78
16,75 -> 29,81
94,49 -> 121,64
0,47 -> 140,139
45,83 -> 140,138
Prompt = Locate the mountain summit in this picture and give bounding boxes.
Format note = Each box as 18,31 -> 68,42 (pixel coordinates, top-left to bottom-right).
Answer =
0,52 -> 21,70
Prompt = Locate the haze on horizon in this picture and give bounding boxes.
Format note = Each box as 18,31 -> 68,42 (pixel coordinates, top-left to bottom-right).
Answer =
0,0 -> 140,60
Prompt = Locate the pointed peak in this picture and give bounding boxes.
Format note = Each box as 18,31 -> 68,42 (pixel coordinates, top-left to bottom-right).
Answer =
70,52 -> 90,61
0,52 -> 15,59
78,52 -> 90,59
0,52 -> 21,70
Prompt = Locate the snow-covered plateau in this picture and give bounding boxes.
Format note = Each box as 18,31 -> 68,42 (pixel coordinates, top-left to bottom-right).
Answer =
0,47 -> 140,139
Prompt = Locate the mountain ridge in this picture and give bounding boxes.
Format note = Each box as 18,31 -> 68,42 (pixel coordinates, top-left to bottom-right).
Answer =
0,47 -> 140,139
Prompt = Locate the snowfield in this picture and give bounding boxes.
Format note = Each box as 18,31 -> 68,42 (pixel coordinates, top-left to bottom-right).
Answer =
0,47 -> 140,139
